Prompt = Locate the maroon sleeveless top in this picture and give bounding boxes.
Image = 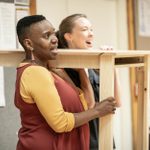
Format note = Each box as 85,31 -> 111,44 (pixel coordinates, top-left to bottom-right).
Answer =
14,64 -> 89,150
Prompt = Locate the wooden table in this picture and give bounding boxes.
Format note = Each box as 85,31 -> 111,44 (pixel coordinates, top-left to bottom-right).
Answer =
0,49 -> 150,150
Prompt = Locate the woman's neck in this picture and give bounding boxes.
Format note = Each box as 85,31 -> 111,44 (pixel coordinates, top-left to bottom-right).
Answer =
34,59 -> 47,68
24,56 -> 47,68
24,51 -> 48,68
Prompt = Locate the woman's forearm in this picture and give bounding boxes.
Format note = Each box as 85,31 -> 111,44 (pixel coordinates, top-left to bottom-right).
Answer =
77,69 -> 95,108
74,97 -> 116,128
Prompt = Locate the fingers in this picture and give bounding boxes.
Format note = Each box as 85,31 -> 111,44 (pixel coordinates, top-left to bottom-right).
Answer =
110,99 -> 117,113
99,45 -> 113,51
106,97 -> 118,106
112,107 -> 116,111
107,103 -> 116,114
106,96 -> 114,100
112,107 -> 116,114
96,97 -> 117,116
106,97 -> 117,114
106,97 -> 115,103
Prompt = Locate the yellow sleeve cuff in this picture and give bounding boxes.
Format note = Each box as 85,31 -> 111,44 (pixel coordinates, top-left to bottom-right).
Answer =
78,88 -> 88,110
65,112 -> 75,132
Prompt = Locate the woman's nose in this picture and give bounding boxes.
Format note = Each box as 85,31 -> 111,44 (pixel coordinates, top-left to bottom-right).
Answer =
89,30 -> 94,37
51,36 -> 58,45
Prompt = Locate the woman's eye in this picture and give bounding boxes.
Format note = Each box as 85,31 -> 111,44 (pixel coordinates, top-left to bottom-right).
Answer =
82,28 -> 87,31
81,28 -> 93,32
44,32 -> 55,42
45,34 -> 50,39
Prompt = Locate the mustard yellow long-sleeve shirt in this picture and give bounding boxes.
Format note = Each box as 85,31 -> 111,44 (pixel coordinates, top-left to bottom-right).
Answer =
19,64 -> 87,133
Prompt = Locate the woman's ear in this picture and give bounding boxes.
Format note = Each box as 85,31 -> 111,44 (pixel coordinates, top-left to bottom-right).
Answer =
64,33 -> 72,42
23,39 -> 33,51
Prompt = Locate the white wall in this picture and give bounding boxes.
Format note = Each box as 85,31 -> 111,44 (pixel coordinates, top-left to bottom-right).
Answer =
66,0 -> 118,48
36,0 -> 68,29
37,1 -> 132,150
37,0 -> 119,48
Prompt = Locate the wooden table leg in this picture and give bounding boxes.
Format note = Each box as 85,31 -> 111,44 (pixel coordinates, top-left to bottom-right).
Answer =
136,66 -> 144,150
143,56 -> 150,150
136,55 -> 150,150
99,54 -> 114,150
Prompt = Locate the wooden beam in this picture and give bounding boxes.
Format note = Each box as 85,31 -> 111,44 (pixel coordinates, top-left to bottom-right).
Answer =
127,0 -> 135,50
127,0 -> 137,149
1,50 -> 150,67
30,0 -> 36,15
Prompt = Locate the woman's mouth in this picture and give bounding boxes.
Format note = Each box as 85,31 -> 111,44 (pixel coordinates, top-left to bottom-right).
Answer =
86,41 -> 93,47
50,47 -> 58,58
50,46 -> 58,52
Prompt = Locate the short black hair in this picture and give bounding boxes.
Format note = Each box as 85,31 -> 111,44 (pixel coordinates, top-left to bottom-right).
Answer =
16,15 -> 46,45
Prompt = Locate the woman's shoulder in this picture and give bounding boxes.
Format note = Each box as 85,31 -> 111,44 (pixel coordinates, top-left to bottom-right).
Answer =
20,64 -> 51,79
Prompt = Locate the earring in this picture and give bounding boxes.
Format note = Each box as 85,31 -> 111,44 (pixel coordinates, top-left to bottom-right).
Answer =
30,47 -> 34,51
30,48 -> 35,62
